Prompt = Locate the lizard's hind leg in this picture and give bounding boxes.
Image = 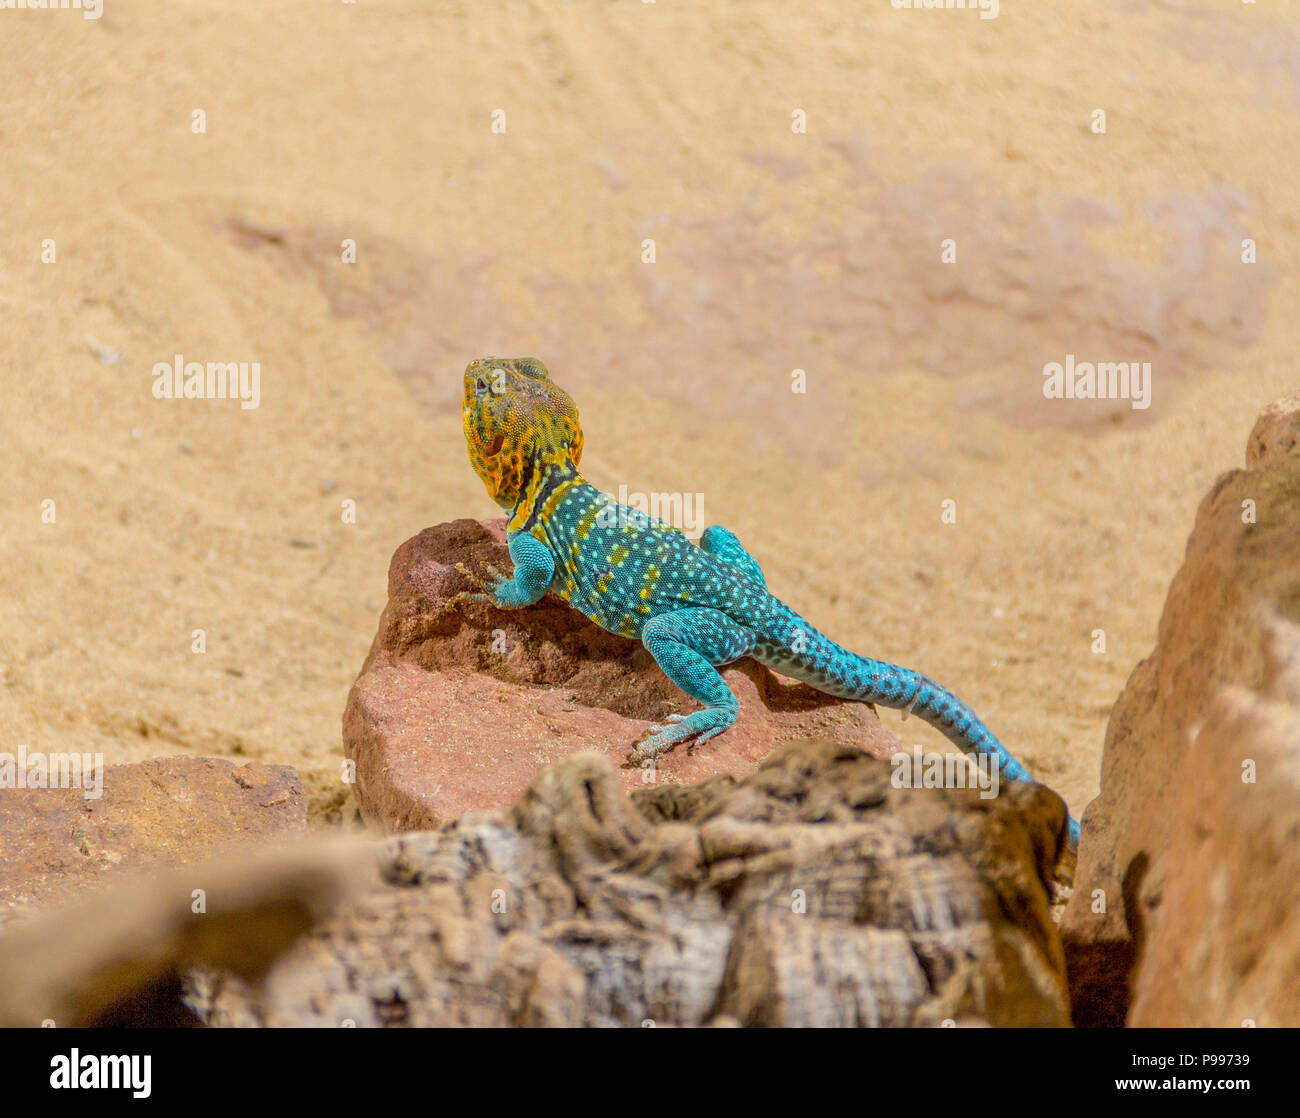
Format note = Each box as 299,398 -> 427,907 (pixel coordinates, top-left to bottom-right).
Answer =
630,607 -> 756,762
699,526 -> 766,587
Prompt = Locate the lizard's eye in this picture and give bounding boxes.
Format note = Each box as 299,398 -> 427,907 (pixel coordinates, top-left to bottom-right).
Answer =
474,378 -> 489,398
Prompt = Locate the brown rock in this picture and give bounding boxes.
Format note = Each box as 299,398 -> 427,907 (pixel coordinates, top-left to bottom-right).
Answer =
1246,387 -> 1300,467
1128,623 -> 1300,1027
190,739 -> 1072,1027
0,756 -> 307,918
0,836 -> 374,1028
1062,392 -> 1300,1026
343,518 -> 899,832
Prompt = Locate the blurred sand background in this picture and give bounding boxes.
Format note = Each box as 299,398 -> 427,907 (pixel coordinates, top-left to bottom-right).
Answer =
1,0 -> 1295,824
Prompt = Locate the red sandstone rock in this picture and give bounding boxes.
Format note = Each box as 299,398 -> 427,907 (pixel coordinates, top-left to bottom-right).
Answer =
0,757 -> 307,917
1062,392 -> 1300,1026
1127,622 -> 1300,1027
343,518 -> 900,832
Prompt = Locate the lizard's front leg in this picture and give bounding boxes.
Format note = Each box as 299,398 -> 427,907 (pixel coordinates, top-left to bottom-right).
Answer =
630,607 -> 757,763
449,532 -> 555,609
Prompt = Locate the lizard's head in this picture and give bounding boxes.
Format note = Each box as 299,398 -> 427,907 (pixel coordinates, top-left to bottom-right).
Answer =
462,357 -> 584,508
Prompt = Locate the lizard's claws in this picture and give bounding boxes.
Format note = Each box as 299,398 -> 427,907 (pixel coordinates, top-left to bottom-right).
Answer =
447,561 -> 510,611
455,560 -> 508,591
627,714 -> 722,765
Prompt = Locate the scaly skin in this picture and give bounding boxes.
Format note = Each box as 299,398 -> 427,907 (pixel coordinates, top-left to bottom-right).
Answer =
456,357 -> 1080,848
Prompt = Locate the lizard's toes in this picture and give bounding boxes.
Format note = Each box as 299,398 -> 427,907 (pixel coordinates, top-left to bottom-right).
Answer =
453,561 -> 511,605
628,725 -> 682,763
454,561 -> 488,590
681,724 -> 728,756
627,714 -> 708,763
628,738 -> 668,764
454,561 -> 507,593
628,710 -> 735,764
445,590 -> 492,612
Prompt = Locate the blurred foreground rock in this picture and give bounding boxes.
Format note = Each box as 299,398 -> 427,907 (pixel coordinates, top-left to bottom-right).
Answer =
1063,391 -> 1300,1026
0,837 -> 374,1027
0,756 -> 306,919
187,738 -> 1072,1027
343,518 -> 899,832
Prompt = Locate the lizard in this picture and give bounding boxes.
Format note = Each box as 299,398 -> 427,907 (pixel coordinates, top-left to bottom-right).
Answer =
453,356 -> 1081,848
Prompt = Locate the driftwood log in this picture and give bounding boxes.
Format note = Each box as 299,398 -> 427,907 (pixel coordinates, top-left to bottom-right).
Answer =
189,738 -> 1072,1027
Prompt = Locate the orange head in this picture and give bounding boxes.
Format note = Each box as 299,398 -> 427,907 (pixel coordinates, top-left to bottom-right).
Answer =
462,357 -> 584,509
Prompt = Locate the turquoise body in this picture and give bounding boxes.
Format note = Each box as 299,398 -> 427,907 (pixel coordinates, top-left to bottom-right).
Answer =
484,463 -> 1079,848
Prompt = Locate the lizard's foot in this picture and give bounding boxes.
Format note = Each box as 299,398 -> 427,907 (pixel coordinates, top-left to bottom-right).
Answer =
455,560 -> 509,592
446,561 -> 510,611
445,590 -> 489,611
627,709 -> 731,764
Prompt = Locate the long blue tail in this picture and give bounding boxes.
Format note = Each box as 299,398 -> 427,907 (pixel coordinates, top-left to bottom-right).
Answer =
852,660 -> 1082,849
756,611 -> 1081,848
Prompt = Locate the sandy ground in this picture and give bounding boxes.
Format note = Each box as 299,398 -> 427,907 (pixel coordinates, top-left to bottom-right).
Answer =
1,1 -> 1296,824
